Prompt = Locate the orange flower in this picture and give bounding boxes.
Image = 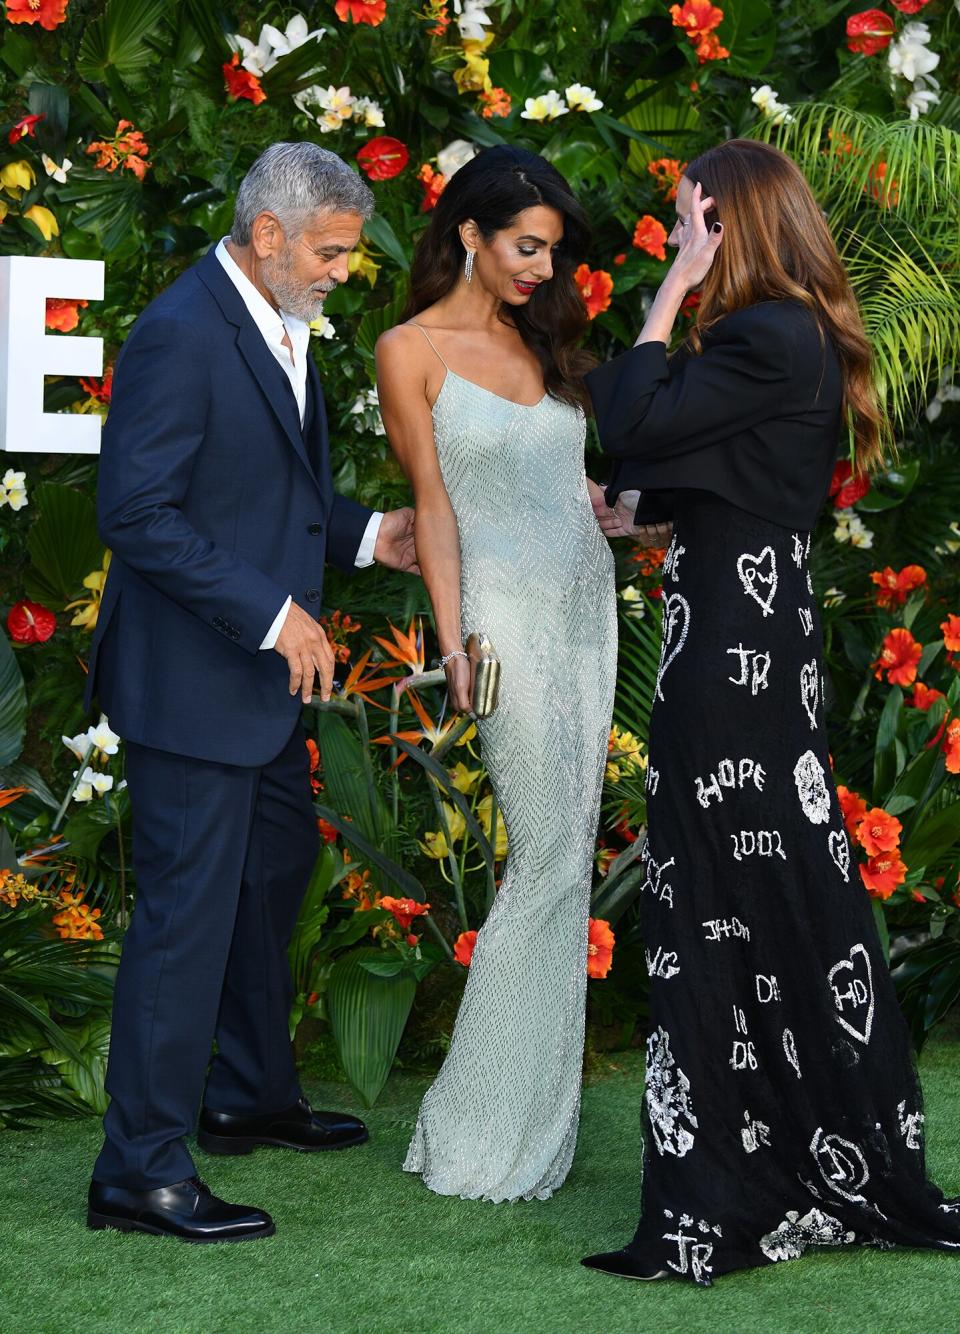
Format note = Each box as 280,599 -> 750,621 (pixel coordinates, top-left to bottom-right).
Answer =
941,614 -> 960,652
836,784 -> 868,837
479,87 -> 511,119
872,627 -> 922,687
380,896 -> 430,929
417,163 -> 446,212
335,0 -> 388,24
423,0 -> 449,36
305,738 -> 321,794
632,215 -> 668,261
0,787 -> 29,810
86,119 -> 152,176
631,544 -> 668,575
595,845 -> 616,877
222,53 -> 267,105
321,608 -> 362,664
80,367 -> 113,404
856,807 -> 902,858
52,887 -> 104,940
910,681 -> 944,711
860,851 -> 907,900
454,929 -> 477,967
372,618 -> 426,673
45,297 -> 88,333
574,264 -> 613,319
342,866 -> 380,911
869,564 -> 927,610
587,917 -> 615,978
335,647 -> 402,708
647,158 -> 686,202
669,0 -> 724,38
691,30 -> 729,62
943,717 -> 960,775
6,0 -> 68,29
317,817 -> 338,844
357,136 -> 409,181
865,161 -> 899,209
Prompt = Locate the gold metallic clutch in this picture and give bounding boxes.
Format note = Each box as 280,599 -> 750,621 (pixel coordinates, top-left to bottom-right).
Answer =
465,631 -> 501,719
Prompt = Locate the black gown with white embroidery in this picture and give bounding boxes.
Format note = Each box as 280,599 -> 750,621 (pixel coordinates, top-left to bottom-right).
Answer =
585,300 -> 960,1285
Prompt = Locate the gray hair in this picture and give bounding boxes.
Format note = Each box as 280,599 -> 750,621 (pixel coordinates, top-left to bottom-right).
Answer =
231,142 -> 375,244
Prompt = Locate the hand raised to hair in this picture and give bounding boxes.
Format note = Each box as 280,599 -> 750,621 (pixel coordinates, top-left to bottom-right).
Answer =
670,180 -> 723,293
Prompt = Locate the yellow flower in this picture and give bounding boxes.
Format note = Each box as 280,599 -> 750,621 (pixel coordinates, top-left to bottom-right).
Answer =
65,551 -> 111,631
456,722 -> 477,747
441,801 -> 466,843
608,724 -> 644,771
477,794 -> 508,858
1,159 -> 36,197
419,828 -> 451,860
348,242 -> 380,287
453,50 -> 491,94
605,760 -> 623,784
448,761 -> 482,794
23,204 -> 58,240
0,200 -> 8,224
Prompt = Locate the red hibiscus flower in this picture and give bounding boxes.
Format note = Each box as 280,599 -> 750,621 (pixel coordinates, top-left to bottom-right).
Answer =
574,264 -> 613,320
941,614 -> 960,653
943,718 -> 960,776
380,896 -> 429,930
7,600 -> 56,644
6,0 -> 68,29
335,0 -> 388,24
453,929 -> 477,967
856,807 -> 902,858
846,9 -> 896,56
829,459 -> 871,509
417,163 -> 446,212
836,784 -> 868,838
647,158 -> 686,202
669,0 -> 723,38
223,53 -> 267,106
872,627 -> 922,687
869,564 -> 927,610
632,215 -> 668,261
911,681 -> 944,712
860,851 -> 907,899
8,113 -> 43,145
691,31 -> 729,62
587,917 -> 615,978
357,136 -> 409,181
890,0 -> 932,12
45,298 -> 88,333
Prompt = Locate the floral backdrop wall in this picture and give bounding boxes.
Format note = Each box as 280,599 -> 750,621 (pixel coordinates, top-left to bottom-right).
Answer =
1,0 -> 959,1120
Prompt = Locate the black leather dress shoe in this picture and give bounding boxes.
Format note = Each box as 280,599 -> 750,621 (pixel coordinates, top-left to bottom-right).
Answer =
581,1249 -> 670,1281
197,1096 -> 368,1155
87,1176 -> 274,1243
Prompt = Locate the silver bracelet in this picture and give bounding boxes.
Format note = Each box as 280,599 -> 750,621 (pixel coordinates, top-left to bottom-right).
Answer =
439,649 -> 468,668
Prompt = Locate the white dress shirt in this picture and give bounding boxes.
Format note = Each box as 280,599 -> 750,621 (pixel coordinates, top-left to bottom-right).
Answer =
214,238 -> 383,650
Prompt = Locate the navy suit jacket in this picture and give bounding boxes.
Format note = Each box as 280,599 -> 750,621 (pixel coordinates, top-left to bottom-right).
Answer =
84,247 -> 373,766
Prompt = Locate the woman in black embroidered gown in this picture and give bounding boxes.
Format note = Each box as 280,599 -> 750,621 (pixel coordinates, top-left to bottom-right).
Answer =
582,139 -> 960,1286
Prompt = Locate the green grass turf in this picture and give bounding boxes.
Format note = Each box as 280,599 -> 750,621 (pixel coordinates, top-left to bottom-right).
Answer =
2,1027 -> 959,1334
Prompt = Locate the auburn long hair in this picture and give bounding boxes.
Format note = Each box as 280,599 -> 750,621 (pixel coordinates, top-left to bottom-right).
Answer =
404,145 -> 595,411
682,139 -> 888,473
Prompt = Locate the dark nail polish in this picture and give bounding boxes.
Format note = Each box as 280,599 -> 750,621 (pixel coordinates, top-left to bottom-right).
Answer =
712,222 -> 723,233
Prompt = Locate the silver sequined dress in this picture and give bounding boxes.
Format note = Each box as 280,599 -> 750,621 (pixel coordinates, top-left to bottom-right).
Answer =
402,328 -> 617,1202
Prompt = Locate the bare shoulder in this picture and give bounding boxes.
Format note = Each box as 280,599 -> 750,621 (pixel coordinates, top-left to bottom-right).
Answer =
375,320 -> 433,369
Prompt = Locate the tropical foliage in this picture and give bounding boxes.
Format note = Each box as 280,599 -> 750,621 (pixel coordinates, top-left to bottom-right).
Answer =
1,0 -> 959,1112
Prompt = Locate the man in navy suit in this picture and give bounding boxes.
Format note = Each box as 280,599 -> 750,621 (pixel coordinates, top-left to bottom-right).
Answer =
84,143 -> 419,1243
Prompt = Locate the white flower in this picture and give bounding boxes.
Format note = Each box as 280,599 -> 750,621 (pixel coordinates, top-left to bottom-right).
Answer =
935,521 -> 960,557
750,84 -> 793,126
260,14 -> 322,59
888,22 -> 940,85
453,0 -> 492,43
521,91 -> 569,123
62,731 -> 92,762
353,96 -> 385,128
905,72 -> 940,122
350,386 -> 386,437
310,315 -> 336,340
436,138 -> 477,178
231,31 -> 275,77
89,771 -> 115,796
926,366 -> 960,421
303,85 -> 356,133
823,587 -> 846,608
41,153 -> 72,183
1,468 -> 28,511
619,584 -> 646,619
834,507 -> 874,550
566,84 -> 603,113
86,715 -> 121,758
73,768 -> 96,803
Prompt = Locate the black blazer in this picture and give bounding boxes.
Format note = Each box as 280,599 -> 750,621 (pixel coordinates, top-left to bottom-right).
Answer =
84,247 -> 373,766
587,299 -> 843,530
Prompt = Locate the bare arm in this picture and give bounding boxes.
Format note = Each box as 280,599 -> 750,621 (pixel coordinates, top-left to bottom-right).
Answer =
376,326 -> 471,713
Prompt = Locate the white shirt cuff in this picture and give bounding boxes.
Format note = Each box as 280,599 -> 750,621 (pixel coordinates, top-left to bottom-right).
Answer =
260,594 -> 292,650
355,511 -> 384,568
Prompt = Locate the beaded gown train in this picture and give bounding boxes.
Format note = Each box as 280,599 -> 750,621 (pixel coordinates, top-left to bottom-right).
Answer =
402,326 -> 617,1202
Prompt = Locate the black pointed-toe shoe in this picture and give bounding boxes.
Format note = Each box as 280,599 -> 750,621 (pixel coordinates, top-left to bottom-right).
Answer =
581,1249 -> 670,1281
197,1096 -> 369,1155
87,1176 -> 275,1243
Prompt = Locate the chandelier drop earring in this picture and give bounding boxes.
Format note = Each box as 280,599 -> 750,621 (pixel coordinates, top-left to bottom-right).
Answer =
464,250 -> 475,284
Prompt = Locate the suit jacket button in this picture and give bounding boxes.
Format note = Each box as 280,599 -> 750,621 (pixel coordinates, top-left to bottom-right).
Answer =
307,522 -> 322,536
305,588 -> 321,602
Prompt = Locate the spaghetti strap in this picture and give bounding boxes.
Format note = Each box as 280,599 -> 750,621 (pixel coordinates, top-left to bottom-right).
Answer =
409,322 -> 449,371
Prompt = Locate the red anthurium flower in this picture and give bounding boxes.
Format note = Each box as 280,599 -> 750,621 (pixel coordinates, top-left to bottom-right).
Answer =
335,0 -> 388,25
890,0 -> 932,12
7,600 -> 56,644
943,718 -> 960,775
941,614 -> 960,653
574,264 -> 613,319
872,627 -> 922,687
911,681 -> 944,711
357,136 -> 409,181
587,917 -> 615,978
8,113 -> 44,145
380,896 -> 429,929
860,851 -> 907,899
632,215 -> 668,261
846,10 -> 896,56
869,564 -> 927,610
453,929 -> 477,966
836,784 -> 868,838
45,297 -> 88,333
829,459 -> 871,508
856,807 -> 902,858
417,163 -> 446,212
6,0 -> 68,29
223,53 -> 267,106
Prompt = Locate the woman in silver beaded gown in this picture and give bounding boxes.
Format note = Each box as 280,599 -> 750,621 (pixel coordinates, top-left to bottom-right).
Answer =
376,146 -> 617,1202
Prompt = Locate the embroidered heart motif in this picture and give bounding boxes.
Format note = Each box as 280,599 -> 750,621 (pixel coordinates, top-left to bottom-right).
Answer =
827,944 -> 875,1045
793,750 -> 830,825
737,547 -> 778,617
656,592 -> 690,702
800,660 -> 819,730
828,829 -> 850,881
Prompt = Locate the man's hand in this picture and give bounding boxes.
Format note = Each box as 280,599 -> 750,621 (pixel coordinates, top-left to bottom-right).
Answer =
274,601 -> 337,704
589,481 -> 673,545
374,506 -> 420,574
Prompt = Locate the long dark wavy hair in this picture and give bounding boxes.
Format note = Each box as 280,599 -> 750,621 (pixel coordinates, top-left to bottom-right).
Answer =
404,145 -> 595,411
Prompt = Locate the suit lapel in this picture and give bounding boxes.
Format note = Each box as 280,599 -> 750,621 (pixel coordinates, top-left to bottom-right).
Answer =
305,355 -> 332,507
